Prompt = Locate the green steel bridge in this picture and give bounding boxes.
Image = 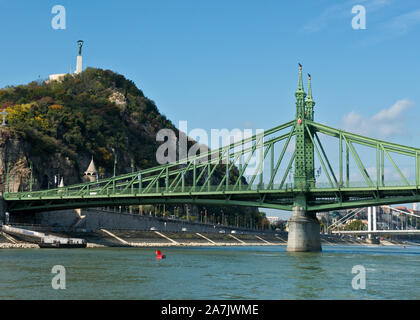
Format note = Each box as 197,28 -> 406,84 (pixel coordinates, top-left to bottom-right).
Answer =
4,66 -> 420,215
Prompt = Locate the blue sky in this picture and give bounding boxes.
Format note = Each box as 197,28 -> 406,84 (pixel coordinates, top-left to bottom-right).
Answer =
1,0 -> 419,218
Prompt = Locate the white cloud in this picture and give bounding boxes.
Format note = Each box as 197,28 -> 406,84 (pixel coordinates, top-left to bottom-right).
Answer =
359,7 -> 420,45
386,9 -> 420,36
342,99 -> 414,138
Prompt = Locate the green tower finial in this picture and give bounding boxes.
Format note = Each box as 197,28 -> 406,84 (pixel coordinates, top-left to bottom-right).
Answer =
295,63 -> 306,119
296,63 -> 305,94
307,73 -> 312,100
305,73 -> 315,120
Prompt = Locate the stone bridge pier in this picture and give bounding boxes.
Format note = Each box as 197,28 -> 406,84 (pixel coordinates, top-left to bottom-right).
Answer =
286,206 -> 321,252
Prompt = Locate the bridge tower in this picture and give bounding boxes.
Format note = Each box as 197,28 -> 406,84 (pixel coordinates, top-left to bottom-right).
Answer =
287,64 -> 322,252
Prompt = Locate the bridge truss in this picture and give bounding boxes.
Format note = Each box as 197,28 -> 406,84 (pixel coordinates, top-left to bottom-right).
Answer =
4,66 -> 420,213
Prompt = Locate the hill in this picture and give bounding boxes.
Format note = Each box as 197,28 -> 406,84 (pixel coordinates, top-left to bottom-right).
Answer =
0,68 -> 266,228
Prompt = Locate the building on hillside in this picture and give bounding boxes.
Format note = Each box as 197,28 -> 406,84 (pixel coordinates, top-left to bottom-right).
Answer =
58,177 -> 64,188
83,157 -> 98,183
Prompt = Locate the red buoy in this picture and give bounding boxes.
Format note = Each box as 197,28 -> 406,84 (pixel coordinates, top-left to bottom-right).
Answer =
156,250 -> 166,259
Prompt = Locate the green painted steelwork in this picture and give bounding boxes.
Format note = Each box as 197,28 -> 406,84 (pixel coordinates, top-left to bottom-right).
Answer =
5,65 -> 420,213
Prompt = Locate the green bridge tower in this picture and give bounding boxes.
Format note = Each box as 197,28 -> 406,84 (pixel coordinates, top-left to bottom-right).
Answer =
287,64 -> 322,252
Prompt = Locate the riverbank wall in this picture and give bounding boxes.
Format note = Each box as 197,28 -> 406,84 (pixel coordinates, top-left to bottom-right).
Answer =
30,207 -> 271,235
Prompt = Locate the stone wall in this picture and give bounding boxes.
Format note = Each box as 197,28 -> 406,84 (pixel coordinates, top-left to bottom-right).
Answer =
33,208 -> 270,234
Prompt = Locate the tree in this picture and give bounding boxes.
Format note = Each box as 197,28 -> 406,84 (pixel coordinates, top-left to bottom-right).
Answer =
344,220 -> 366,231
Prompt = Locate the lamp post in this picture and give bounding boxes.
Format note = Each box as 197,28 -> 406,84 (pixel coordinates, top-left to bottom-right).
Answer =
6,162 -> 10,193
111,148 -> 117,194
113,152 -> 117,177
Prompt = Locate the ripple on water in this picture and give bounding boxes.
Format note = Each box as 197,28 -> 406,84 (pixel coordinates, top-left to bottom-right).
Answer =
1,245 -> 419,299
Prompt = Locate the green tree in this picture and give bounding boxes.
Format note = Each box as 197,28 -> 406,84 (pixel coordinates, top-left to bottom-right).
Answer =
344,220 -> 366,231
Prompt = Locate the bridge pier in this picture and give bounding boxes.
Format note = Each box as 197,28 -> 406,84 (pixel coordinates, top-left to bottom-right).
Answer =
287,206 -> 322,252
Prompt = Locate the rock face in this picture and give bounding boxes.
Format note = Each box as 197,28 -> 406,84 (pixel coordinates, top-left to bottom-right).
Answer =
108,90 -> 127,109
0,127 -> 80,191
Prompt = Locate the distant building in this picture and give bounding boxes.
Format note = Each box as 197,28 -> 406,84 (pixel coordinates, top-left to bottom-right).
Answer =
83,157 -> 98,182
267,216 -> 282,224
58,177 -> 64,188
48,73 -> 67,82
395,206 -> 409,212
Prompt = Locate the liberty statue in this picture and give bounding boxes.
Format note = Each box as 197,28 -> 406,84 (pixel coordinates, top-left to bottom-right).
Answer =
77,40 -> 84,55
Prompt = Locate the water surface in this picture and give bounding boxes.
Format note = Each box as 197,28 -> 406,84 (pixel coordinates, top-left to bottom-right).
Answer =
1,245 -> 419,299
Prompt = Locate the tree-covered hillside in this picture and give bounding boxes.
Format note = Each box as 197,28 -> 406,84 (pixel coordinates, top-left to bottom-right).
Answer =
0,67 -> 174,172
0,68 -> 266,228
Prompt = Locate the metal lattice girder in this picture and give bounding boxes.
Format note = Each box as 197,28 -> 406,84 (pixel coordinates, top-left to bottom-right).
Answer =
4,120 -> 300,212
6,118 -> 420,213
307,120 -> 418,186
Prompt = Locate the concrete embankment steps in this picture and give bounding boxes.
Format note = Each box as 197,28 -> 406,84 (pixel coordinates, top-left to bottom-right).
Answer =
158,232 -> 209,244
110,230 -> 172,244
204,233 -> 245,244
255,235 -> 273,244
100,229 -> 130,245
275,236 -> 287,243
229,234 -> 246,244
195,233 -> 216,244
1,225 -> 87,248
47,230 -> 123,247
234,233 -> 281,244
154,231 -> 179,244
1,231 -> 19,244
89,230 -> 286,246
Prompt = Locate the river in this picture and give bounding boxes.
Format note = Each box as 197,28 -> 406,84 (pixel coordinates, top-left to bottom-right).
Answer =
1,245 -> 419,299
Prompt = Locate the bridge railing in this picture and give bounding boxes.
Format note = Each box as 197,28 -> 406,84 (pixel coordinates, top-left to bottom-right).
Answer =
4,179 -> 418,200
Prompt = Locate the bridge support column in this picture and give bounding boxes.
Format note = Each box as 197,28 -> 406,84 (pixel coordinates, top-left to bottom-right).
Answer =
373,206 -> 377,232
368,207 -> 372,239
287,206 -> 322,252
